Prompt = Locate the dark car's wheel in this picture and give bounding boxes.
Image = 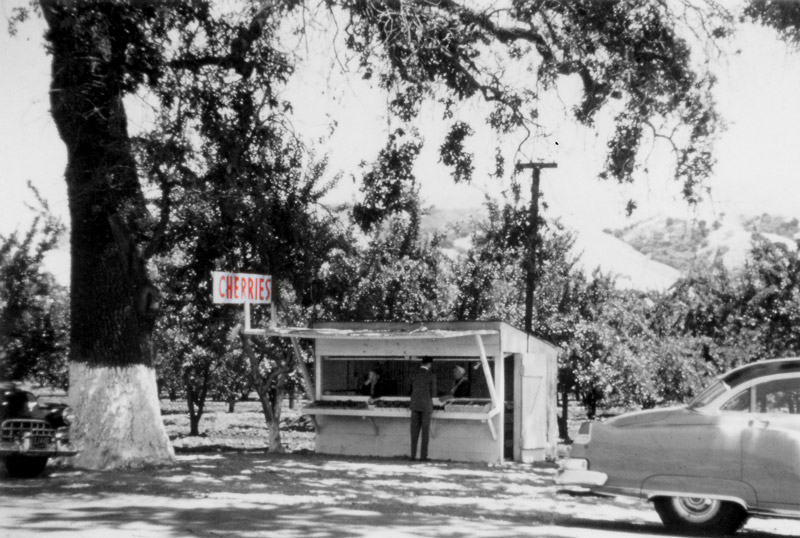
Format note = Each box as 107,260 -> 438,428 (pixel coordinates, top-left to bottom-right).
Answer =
654,496 -> 748,536
2,455 -> 49,478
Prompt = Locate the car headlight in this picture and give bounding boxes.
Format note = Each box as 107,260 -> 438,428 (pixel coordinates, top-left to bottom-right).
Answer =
61,406 -> 76,425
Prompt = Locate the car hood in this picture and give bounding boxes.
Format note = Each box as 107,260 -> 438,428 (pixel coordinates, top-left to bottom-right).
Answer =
604,406 -> 687,428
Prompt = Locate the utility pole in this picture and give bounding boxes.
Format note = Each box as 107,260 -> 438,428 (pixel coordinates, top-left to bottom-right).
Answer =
515,161 -> 557,334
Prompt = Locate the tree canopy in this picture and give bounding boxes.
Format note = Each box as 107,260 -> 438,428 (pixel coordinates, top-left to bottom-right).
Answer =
0,187 -> 68,388
7,0 -> 741,467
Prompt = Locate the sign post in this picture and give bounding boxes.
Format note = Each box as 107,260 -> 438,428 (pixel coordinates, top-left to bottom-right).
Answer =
211,271 -> 274,331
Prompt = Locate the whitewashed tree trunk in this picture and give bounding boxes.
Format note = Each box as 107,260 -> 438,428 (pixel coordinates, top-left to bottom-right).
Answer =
69,363 -> 174,469
42,3 -> 176,470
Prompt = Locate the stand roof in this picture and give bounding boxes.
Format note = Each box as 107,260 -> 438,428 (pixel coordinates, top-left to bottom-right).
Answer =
244,326 -> 498,340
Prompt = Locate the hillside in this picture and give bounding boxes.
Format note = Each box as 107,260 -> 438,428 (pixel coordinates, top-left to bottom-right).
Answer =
423,207 -> 683,291
423,207 -> 800,292
568,226 -> 682,291
610,213 -> 799,274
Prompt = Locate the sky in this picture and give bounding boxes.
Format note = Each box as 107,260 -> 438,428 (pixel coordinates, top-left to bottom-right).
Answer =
297,20 -> 800,232
3,3 -> 800,283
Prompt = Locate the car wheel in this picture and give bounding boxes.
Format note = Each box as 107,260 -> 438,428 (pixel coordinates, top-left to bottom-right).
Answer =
2,455 -> 49,478
654,496 -> 748,536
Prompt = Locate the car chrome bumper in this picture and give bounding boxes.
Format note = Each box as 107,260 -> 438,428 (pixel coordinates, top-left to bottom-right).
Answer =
555,459 -> 608,486
0,438 -> 77,457
555,469 -> 608,486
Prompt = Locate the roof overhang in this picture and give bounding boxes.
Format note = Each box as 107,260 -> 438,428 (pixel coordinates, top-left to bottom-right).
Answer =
243,326 -> 499,341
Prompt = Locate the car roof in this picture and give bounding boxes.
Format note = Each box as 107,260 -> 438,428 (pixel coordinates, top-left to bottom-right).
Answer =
722,358 -> 800,388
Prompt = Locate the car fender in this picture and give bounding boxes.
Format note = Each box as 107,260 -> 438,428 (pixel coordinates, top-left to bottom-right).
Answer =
641,475 -> 756,510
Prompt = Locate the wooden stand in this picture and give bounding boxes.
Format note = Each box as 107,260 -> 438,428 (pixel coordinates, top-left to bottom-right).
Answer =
250,321 -> 559,464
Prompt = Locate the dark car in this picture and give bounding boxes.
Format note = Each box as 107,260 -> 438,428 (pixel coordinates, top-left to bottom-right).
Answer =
0,382 -> 77,478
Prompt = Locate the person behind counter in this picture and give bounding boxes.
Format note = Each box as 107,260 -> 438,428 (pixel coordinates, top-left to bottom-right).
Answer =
360,369 -> 386,403
409,356 -> 436,461
445,365 -> 470,399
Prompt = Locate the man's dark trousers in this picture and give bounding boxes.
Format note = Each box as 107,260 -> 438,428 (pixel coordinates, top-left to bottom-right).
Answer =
409,364 -> 436,460
410,409 -> 432,460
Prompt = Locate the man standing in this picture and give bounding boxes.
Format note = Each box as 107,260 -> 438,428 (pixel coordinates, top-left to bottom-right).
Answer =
409,356 -> 436,461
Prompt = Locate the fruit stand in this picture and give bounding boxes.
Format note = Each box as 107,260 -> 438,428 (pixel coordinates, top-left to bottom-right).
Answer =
249,321 -> 559,464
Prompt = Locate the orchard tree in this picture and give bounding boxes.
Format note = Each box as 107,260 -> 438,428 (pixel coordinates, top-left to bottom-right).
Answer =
736,238 -> 800,358
211,345 -> 252,413
11,0 -> 733,468
320,210 -> 456,323
154,296 -> 225,436
452,198 -> 530,322
0,192 -> 68,388
152,137 -> 344,447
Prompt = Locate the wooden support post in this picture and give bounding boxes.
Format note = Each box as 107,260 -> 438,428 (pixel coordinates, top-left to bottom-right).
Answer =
244,302 -> 251,332
486,418 -> 497,441
475,335 -> 500,409
291,337 -> 319,431
291,337 -> 316,402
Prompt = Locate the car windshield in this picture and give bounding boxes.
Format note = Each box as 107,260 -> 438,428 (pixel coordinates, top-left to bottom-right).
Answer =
688,379 -> 729,408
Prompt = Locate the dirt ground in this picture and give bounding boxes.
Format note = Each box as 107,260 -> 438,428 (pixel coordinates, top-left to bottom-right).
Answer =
1,397 -> 798,538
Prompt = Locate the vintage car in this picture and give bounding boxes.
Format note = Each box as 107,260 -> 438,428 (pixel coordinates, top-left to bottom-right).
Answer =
557,358 -> 800,535
0,382 -> 77,478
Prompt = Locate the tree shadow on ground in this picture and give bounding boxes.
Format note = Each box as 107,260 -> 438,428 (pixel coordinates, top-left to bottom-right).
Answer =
0,452 -> 794,538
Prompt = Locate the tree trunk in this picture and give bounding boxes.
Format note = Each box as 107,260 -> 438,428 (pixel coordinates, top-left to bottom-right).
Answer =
241,334 -> 285,453
70,363 -> 173,469
268,382 -> 284,452
558,384 -> 569,441
187,386 -> 201,437
43,1 -> 174,469
186,367 -> 209,436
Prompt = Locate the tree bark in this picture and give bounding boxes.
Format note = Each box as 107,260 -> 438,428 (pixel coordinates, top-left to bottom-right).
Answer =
42,0 -> 174,468
241,334 -> 285,453
558,384 -> 569,441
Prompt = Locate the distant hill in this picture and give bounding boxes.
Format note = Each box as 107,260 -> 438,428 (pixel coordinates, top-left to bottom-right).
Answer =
609,214 -> 799,274
423,207 -> 800,292
607,215 -> 712,273
423,207 -> 682,291
567,226 -> 682,291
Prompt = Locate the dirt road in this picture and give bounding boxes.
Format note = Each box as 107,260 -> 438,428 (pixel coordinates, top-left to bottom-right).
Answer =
1,452 -> 797,538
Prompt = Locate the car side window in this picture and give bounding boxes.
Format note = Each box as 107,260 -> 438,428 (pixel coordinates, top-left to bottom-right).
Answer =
721,389 -> 750,413
754,377 -> 800,414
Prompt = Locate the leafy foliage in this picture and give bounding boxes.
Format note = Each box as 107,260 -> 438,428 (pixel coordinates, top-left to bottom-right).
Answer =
353,128 -> 422,232
747,0 -> 800,46
341,0 -> 731,197
0,191 -> 68,388
320,202 -> 456,323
